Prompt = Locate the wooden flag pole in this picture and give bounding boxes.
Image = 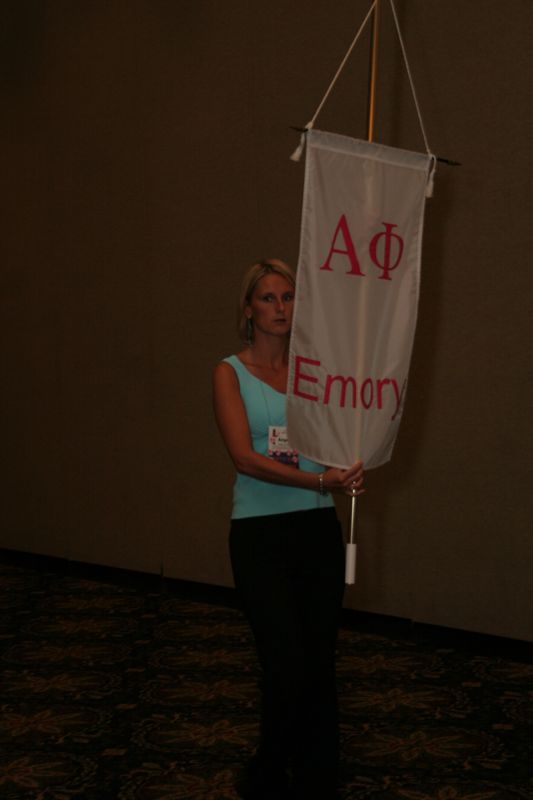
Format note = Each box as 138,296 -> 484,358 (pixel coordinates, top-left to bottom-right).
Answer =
366,0 -> 381,142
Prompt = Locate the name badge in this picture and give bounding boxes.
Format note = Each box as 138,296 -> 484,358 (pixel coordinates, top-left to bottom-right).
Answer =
268,426 -> 299,468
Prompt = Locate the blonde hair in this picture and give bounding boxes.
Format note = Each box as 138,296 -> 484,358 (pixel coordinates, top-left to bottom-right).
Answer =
237,259 -> 296,343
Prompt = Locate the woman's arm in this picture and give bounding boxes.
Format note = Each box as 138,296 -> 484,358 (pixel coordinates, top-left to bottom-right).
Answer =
213,362 -> 364,495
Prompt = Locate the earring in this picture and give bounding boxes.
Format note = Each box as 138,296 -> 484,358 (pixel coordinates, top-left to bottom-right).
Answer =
246,317 -> 253,344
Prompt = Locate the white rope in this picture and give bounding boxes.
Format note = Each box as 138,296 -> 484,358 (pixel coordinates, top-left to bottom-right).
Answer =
388,0 -> 436,195
309,0 -> 377,129
290,0 -> 376,161
388,0 -> 430,155
290,0 -> 437,196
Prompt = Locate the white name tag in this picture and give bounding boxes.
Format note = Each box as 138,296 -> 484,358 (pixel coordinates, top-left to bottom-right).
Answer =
268,426 -> 299,468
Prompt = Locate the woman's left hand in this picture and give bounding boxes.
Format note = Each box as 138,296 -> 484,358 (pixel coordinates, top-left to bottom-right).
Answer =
323,461 -> 365,497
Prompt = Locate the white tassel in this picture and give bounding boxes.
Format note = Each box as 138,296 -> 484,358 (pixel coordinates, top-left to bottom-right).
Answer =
290,133 -> 306,162
290,121 -> 314,162
425,155 -> 437,198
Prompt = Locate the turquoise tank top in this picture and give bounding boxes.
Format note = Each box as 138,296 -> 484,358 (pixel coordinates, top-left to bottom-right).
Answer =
223,355 -> 334,519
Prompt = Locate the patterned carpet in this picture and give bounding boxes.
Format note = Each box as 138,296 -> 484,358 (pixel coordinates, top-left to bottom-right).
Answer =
0,552 -> 531,799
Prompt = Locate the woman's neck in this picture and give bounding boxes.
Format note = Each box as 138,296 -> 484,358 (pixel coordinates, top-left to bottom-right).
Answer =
243,337 -> 288,371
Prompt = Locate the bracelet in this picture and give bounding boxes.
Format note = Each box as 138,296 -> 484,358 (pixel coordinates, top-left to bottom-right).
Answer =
318,472 -> 328,496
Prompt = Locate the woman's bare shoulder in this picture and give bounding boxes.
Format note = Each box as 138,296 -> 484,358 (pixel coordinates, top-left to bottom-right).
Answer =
213,359 -> 238,383
213,359 -> 245,413
213,350 -> 250,373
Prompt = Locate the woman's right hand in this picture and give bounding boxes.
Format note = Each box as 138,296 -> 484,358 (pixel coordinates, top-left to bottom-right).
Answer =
323,461 -> 365,497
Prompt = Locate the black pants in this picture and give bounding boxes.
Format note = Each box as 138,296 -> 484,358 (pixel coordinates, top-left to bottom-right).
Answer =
230,507 -> 345,796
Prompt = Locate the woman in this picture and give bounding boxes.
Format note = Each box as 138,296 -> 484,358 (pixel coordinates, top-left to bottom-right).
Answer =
213,259 -> 364,800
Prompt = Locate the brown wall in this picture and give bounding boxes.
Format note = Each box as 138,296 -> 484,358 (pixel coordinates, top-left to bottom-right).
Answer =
2,1 -> 531,639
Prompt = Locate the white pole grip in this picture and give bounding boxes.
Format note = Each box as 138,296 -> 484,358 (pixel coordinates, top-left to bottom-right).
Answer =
345,542 -> 357,585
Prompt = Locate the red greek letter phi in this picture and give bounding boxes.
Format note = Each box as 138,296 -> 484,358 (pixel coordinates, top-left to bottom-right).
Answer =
369,222 -> 404,281
319,214 -> 365,276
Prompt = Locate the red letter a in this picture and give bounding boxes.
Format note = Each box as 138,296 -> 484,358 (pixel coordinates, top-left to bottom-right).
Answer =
319,214 -> 365,276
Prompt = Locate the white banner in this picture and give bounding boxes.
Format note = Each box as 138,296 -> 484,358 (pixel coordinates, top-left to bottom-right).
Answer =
287,130 -> 433,470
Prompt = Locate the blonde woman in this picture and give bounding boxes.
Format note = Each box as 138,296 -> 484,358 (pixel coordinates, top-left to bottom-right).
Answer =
213,259 -> 364,800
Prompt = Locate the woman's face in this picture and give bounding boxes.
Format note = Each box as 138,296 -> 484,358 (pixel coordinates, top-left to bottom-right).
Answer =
246,273 -> 295,339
